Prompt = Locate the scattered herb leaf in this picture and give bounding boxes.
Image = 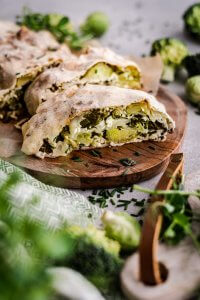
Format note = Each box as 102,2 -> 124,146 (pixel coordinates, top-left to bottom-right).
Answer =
148,145 -> 156,150
131,207 -> 145,217
121,168 -> 129,176
134,151 -> 141,157
71,156 -> 83,162
110,199 -> 116,206
119,158 -> 136,167
89,149 -> 102,158
112,149 -> 118,152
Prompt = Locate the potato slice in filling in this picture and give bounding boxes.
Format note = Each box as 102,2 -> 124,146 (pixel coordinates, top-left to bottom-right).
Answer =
82,62 -> 141,89
39,101 -> 169,156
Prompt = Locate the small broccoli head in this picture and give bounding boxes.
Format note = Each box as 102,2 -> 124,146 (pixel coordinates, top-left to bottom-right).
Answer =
183,53 -> 200,77
151,38 -> 188,83
81,12 -> 109,37
186,75 -> 200,105
68,225 -> 121,256
56,225 -> 122,292
183,3 -> 200,39
102,211 -> 141,252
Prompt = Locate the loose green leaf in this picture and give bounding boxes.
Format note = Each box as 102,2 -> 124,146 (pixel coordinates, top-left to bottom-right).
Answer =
119,158 -> 136,167
89,149 -> 102,158
134,183 -> 200,250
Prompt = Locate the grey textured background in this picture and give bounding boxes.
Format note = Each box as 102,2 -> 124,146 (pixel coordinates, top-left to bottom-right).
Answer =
1,0 -> 200,213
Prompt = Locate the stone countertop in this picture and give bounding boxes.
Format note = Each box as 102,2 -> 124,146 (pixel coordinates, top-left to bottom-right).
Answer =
1,0 -> 200,215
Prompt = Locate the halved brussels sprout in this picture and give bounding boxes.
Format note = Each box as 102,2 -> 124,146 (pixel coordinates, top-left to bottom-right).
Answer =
106,128 -> 137,143
102,211 -> 141,251
77,132 -> 92,146
83,62 -> 113,81
126,102 -> 148,115
83,62 -> 141,89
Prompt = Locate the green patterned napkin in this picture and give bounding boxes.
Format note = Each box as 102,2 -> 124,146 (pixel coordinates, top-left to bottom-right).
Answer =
0,159 -> 102,228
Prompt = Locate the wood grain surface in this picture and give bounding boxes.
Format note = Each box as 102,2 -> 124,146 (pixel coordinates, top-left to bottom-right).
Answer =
0,86 -> 187,189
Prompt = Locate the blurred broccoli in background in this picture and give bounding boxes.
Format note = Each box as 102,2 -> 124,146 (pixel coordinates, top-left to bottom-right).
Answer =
151,38 -> 189,83
17,8 -> 109,50
0,172 -> 124,298
81,12 -> 109,37
183,53 -> 200,77
56,225 -> 123,293
183,3 -> 200,39
0,172 -> 73,300
186,75 -> 200,105
102,211 -> 141,252
17,10 -> 74,42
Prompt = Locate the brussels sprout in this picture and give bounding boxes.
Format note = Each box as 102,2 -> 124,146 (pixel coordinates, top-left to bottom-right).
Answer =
83,63 -> 113,81
112,107 -> 124,119
47,14 -> 74,42
77,132 -> 92,146
47,14 -> 68,27
47,14 -> 74,36
101,211 -> 141,251
186,75 -> 200,105
126,103 -> 143,115
81,12 -> 109,37
106,128 -> 137,143
183,53 -> 200,77
83,63 -> 141,89
183,3 -> 200,39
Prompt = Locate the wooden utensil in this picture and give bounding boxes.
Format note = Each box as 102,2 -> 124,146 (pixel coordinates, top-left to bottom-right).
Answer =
121,157 -> 200,300
139,153 -> 184,285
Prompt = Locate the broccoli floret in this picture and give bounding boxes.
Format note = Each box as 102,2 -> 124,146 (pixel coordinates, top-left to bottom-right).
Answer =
81,12 -> 109,37
56,225 -> 123,292
183,3 -> 200,39
151,38 -> 189,83
186,75 -> 200,105
183,53 -> 200,77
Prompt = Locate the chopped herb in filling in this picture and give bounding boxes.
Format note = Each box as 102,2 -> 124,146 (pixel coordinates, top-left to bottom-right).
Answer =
80,110 -> 104,128
54,125 -> 69,142
39,139 -> 53,154
43,101 -> 170,156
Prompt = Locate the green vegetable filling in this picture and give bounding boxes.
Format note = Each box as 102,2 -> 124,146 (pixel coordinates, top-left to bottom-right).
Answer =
40,101 -> 168,155
82,62 -> 141,89
80,109 -> 105,128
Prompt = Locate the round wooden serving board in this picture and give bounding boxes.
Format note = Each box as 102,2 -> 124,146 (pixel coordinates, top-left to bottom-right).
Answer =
0,86 -> 187,189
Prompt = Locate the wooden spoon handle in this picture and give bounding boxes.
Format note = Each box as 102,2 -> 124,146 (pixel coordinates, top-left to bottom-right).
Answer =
139,153 -> 184,285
